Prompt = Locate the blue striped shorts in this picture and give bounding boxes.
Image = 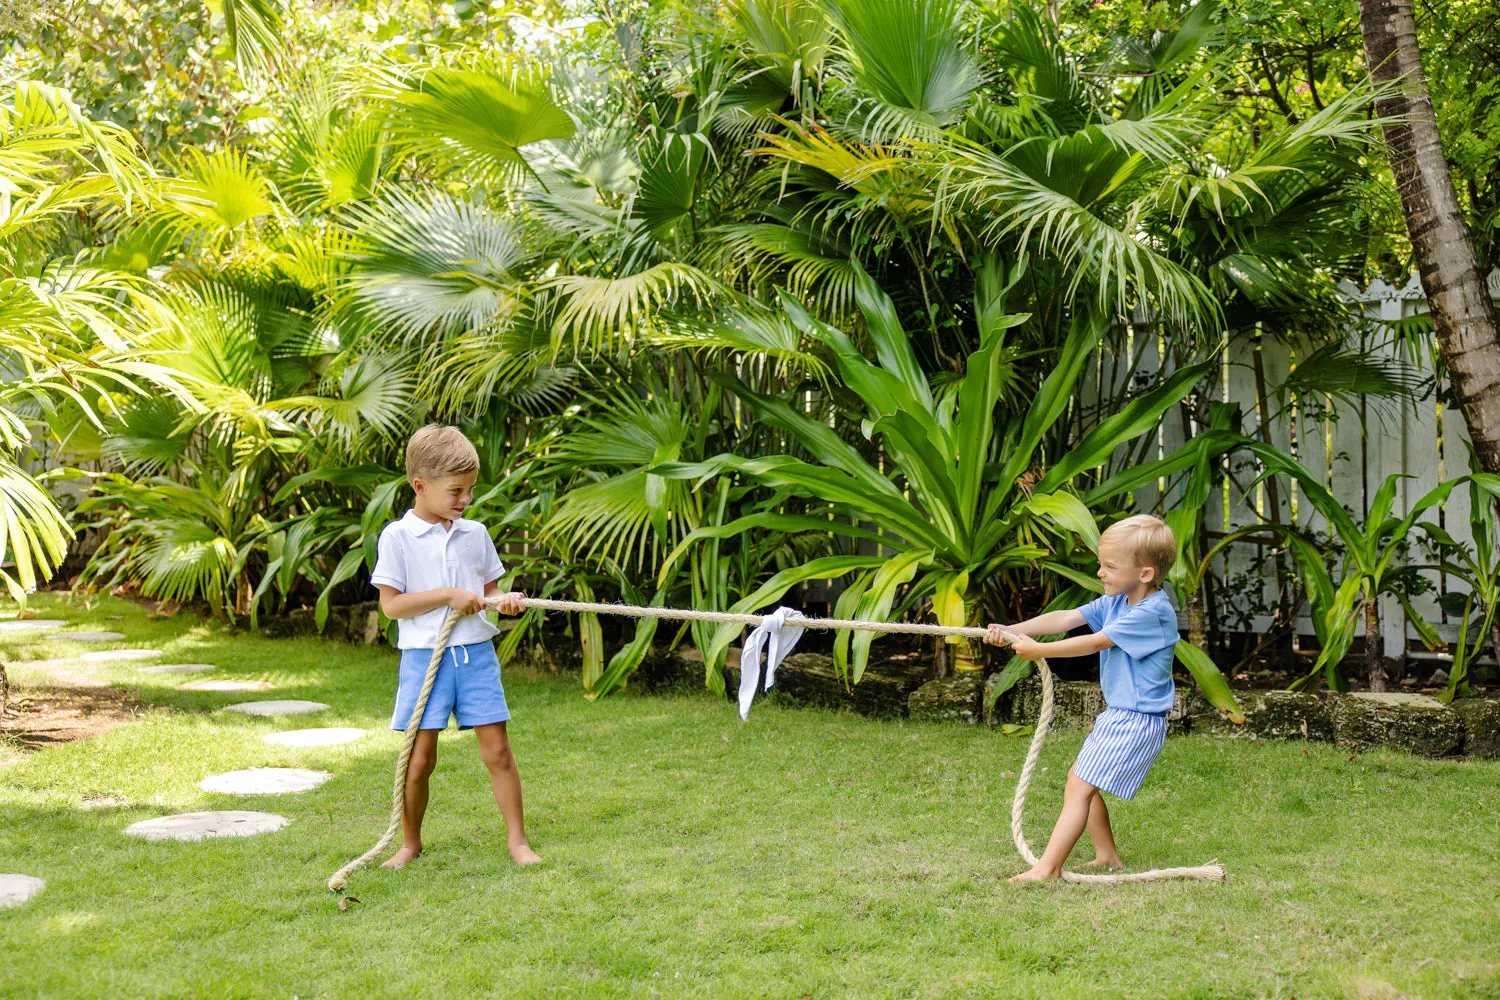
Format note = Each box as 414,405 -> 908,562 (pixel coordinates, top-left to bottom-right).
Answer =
1072,707 -> 1168,800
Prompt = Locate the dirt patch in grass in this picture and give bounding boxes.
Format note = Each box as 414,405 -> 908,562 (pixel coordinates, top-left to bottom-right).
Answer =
0,680 -> 148,759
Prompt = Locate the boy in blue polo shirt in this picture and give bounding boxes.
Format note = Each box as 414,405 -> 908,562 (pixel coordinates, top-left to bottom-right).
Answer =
985,514 -> 1180,882
371,424 -> 542,870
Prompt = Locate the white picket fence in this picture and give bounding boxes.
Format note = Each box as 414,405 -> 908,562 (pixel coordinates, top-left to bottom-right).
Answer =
1093,271 -> 1500,662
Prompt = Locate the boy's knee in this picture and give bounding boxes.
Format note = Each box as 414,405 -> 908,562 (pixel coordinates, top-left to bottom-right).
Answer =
480,740 -> 515,771
409,746 -> 438,778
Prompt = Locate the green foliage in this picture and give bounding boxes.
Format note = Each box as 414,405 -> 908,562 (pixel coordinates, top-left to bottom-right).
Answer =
5,0 -> 1489,708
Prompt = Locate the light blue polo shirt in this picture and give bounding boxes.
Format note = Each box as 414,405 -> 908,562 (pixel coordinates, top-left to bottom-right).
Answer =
1077,590 -> 1179,714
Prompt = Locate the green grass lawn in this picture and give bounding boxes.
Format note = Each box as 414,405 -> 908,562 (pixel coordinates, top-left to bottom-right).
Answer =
3,595 -> 1499,999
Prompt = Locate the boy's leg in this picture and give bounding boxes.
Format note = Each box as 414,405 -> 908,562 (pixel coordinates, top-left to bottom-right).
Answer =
1011,768 -> 1099,882
383,728 -> 440,869
473,722 -> 542,866
1082,790 -> 1123,869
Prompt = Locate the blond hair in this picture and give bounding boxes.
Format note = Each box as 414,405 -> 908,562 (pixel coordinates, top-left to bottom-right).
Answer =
405,424 -> 479,481
1099,514 -> 1177,582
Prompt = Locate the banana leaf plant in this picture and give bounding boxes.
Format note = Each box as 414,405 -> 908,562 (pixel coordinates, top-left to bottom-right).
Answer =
656,260 -> 1219,690
1247,443 -> 1489,692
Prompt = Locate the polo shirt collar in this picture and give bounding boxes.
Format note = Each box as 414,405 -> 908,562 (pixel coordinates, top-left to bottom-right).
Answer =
400,509 -> 478,536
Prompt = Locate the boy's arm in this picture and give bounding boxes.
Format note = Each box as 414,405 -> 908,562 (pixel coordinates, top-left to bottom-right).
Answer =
983,609 -> 1087,645
1008,630 -> 1114,661
378,585 -> 482,619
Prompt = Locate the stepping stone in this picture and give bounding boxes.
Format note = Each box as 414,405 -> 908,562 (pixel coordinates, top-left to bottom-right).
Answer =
225,700 -> 329,717
49,631 -> 126,642
123,810 -> 288,842
199,767 -> 332,795
180,679 -> 275,692
0,874 -> 46,909
138,663 -> 216,675
0,619 -> 68,632
78,649 -> 162,663
264,727 -> 368,747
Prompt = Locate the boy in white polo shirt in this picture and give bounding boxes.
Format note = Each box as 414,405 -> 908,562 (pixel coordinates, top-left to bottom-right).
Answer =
370,424 -> 542,869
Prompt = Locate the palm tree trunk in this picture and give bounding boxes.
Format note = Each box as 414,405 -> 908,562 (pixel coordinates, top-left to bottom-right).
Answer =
1364,597 -> 1387,692
1359,0 -> 1500,474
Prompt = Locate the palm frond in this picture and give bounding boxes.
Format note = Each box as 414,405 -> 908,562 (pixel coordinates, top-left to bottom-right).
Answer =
725,0 -> 831,99
1275,342 -> 1432,418
717,221 -> 860,318
826,0 -> 982,134
545,262 -> 718,354
648,306 -> 833,381
633,134 -> 712,240
0,456 -> 72,601
370,61 -> 576,188
339,190 -> 535,344
156,147 -> 281,239
220,0 -> 287,82
544,393 -> 702,569
275,353 -> 418,454
935,136 -> 1215,323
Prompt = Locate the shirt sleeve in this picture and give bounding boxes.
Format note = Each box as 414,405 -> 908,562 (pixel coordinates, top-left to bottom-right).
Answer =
369,524 -> 405,592
1101,600 -> 1178,660
479,531 -> 505,586
1076,594 -> 1113,633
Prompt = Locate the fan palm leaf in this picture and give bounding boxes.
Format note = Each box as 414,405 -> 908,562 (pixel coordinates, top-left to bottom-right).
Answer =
545,262 -> 718,354
826,0 -> 983,136
725,0 -> 831,100
156,147 -> 282,241
935,135 -> 1215,323
545,394 -> 703,569
717,221 -> 860,318
339,190 -> 536,344
371,61 -> 576,188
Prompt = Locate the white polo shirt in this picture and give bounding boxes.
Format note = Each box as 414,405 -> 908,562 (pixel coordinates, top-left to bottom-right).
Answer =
370,510 -> 505,650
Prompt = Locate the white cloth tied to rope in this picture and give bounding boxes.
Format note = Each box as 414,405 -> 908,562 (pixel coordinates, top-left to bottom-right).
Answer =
737,607 -> 806,720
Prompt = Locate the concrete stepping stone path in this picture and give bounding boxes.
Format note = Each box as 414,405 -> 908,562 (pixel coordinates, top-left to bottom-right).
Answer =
0,619 -> 68,633
225,700 -> 329,717
137,663 -> 216,675
49,631 -> 126,642
78,649 -> 162,663
264,727 -> 368,747
200,767 -> 331,795
0,874 -> 46,909
124,811 -> 288,841
180,679 -> 276,693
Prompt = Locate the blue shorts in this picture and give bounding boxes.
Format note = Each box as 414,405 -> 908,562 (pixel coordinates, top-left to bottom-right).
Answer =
391,641 -> 510,731
1072,707 -> 1168,800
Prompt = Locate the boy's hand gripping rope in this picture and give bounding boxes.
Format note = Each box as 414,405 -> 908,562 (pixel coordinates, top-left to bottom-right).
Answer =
326,598 -> 1225,892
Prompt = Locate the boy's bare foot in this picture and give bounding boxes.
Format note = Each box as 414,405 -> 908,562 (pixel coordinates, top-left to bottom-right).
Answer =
382,844 -> 421,870
1008,867 -> 1057,883
1082,856 -> 1124,871
509,842 -> 542,866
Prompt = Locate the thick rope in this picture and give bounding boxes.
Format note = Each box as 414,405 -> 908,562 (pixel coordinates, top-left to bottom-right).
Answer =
328,600 -> 1224,891
326,607 -> 461,892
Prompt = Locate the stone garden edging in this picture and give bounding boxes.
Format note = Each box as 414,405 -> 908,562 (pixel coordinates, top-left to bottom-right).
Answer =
963,674 -> 1497,759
